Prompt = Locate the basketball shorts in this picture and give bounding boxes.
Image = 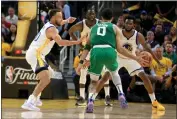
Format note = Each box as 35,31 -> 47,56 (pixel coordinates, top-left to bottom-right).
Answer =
26,48 -> 54,77
88,45 -> 118,75
117,57 -> 144,76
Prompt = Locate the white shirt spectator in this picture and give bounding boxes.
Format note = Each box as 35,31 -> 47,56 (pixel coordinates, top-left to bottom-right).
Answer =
5,7 -> 18,24
5,15 -> 18,24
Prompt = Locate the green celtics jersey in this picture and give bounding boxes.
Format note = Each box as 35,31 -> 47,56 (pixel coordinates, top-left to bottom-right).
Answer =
90,22 -> 116,48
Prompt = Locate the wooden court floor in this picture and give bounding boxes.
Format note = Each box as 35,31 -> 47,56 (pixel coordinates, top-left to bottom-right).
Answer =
2,98 -> 176,119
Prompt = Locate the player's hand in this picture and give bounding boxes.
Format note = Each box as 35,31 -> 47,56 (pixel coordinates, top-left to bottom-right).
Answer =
136,54 -> 149,67
67,17 -> 76,23
76,63 -> 83,75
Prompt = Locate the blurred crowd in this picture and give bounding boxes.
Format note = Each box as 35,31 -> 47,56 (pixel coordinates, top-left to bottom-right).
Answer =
2,3 -> 18,56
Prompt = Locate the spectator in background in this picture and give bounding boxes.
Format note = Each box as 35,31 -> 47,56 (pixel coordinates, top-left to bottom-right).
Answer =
5,7 -> 18,24
154,24 -> 166,45
122,9 -> 130,19
150,47 -> 172,84
163,42 -> 177,65
169,27 -> 177,45
6,24 -> 17,45
2,13 -> 11,29
116,16 -> 124,30
162,35 -> 172,51
150,46 -> 174,102
146,31 -> 160,51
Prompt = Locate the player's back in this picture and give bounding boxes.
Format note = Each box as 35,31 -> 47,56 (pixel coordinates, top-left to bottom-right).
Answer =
90,22 -> 116,48
29,22 -> 56,56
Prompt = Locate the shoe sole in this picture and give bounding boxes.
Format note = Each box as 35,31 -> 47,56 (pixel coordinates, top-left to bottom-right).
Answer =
21,105 -> 40,111
119,96 -> 128,109
86,102 -> 94,113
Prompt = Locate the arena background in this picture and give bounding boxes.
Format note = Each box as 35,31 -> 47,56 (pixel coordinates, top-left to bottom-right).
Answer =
1,1 -> 177,119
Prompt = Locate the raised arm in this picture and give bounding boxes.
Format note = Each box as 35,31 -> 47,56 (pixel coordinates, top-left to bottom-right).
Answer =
46,27 -> 82,46
69,21 -> 83,41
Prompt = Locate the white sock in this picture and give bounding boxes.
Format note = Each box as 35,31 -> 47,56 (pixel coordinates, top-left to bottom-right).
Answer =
149,93 -> 156,103
80,88 -> 85,99
89,93 -> 98,101
104,86 -> 110,97
27,94 -> 37,104
116,84 -> 124,94
37,93 -> 41,100
110,71 -> 124,94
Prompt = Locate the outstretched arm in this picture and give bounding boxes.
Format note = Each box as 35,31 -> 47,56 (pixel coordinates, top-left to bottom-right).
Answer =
46,27 -> 82,46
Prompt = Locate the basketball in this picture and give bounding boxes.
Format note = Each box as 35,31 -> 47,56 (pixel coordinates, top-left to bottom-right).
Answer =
139,51 -> 153,67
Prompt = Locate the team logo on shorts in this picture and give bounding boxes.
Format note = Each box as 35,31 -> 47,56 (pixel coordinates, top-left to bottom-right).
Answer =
123,43 -> 133,52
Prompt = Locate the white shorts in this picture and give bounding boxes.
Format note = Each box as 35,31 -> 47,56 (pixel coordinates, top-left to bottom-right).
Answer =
117,57 -> 143,76
26,48 -> 54,77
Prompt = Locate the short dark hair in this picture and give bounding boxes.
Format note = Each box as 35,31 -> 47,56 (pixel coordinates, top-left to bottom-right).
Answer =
124,15 -> 136,23
166,41 -> 173,46
48,9 -> 61,20
101,8 -> 113,20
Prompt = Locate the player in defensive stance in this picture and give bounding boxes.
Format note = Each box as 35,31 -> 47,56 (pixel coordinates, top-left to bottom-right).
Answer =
21,9 -> 84,111
76,8 -> 148,113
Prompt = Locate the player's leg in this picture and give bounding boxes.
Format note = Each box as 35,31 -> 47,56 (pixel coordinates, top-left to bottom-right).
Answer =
86,48 -> 104,113
35,66 -> 54,107
101,67 -> 112,106
76,52 -> 90,106
127,60 -> 165,111
76,67 -> 87,106
106,56 -> 128,109
22,51 -> 51,111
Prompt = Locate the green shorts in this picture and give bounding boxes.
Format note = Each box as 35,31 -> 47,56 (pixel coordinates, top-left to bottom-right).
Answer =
88,47 -> 118,75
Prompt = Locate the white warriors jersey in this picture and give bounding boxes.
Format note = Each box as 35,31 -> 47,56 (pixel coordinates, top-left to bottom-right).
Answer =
118,30 -> 138,59
80,19 -> 99,46
80,18 -> 99,37
29,22 -> 56,56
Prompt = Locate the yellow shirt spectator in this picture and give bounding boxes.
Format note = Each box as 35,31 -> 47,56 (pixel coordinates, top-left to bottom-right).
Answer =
150,57 -> 172,76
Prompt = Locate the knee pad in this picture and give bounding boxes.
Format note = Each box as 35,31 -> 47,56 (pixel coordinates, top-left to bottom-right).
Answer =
79,68 -> 88,84
90,74 -> 99,82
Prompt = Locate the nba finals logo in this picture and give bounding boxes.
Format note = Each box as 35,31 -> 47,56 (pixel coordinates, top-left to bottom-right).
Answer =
5,66 -> 14,83
5,66 -> 38,85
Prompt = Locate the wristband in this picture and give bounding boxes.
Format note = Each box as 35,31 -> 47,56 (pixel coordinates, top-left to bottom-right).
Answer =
84,44 -> 91,51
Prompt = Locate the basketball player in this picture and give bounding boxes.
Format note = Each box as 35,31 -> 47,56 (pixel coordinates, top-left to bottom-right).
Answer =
21,9 -> 84,111
69,9 -> 112,106
84,15 -> 165,113
76,8 -> 148,113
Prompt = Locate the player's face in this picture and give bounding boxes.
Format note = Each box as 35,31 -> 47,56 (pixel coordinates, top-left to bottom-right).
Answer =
124,19 -> 134,32
55,12 -> 63,26
86,10 -> 96,21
